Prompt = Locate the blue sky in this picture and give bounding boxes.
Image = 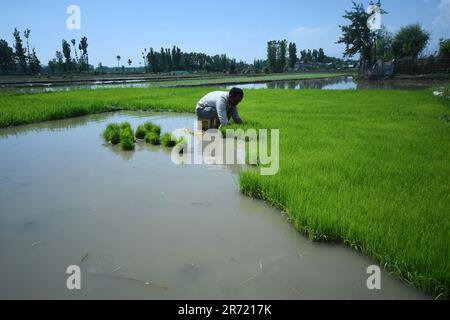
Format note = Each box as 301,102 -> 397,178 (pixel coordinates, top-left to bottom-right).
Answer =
1,0 -> 449,66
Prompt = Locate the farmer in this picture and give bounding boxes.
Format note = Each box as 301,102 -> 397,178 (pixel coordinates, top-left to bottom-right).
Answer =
196,87 -> 244,129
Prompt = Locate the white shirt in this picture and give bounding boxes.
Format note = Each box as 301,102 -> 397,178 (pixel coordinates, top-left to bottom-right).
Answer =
196,91 -> 240,125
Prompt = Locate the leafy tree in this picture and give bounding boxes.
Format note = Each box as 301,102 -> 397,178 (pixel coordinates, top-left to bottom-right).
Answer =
13,28 -> 27,73
172,46 -> 181,70
267,41 -> 277,73
28,48 -> 41,74
141,48 -> 147,73
439,38 -> 450,59
24,29 -> 31,67
116,55 -> 121,69
147,48 -> 158,72
374,26 -> 394,61
55,51 -> 64,73
300,50 -> 307,62
229,59 -> 237,74
278,40 -> 287,72
71,39 -> 79,67
62,40 -> 72,72
79,36 -> 89,72
318,48 -> 325,63
252,59 -> 266,73
312,49 -> 319,62
48,59 -> 57,74
160,48 -> 166,72
392,24 -> 430,60
165,48 -> 172,71
98,62 -> 103,73
267,40 -> 287,72
288,42 -> 297,69
337,1 -> 387,65
306,50 -> 312,62
0,39 -> 16,74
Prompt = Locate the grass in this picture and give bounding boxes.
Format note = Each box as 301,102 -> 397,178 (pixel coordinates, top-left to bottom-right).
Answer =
102,123 -> 121,145
145,132 -> 161,145
0,87 -> 449,296
119,123 -> 135,151
103,121 -> 135,150
144,121 -> 161,135
135,125 -> 147,140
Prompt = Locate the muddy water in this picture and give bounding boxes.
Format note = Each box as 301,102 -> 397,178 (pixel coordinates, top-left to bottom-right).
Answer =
0,112 -> 430,299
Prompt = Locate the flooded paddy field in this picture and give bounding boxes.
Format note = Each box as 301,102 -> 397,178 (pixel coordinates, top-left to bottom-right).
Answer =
0,111 -> 430,299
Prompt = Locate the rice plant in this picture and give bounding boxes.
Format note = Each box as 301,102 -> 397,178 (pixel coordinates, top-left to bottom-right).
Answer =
161,133 -> 177,147
120,122 -> 133,134
2,87 -> 449,296
145,132 -> 161,145
120,129 -> 135,151
143,121 -> 161,135
135,125 -> 147,140
102,123 -> 121,145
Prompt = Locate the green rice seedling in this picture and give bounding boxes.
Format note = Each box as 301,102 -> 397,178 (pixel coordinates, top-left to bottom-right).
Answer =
120,122 -> 133,134
144,121 -> 161,135
120,129 -> 135,151
103,123 -> 121,145
3,86 -> 450,296
151,124 -> 161,135
161,133 -> 177,147
135,125 -> 147,140
145,132 -> 161,145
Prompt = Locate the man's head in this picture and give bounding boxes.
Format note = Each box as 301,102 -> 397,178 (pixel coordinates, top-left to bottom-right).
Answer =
229,87 -> 244,106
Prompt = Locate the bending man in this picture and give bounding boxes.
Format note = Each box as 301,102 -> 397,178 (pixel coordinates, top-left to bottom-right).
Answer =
195,87 -> 244,129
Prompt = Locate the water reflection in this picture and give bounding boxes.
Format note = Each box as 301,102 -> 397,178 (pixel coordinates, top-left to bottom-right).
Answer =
2,75 -> 444,94
223,76 -> 357,90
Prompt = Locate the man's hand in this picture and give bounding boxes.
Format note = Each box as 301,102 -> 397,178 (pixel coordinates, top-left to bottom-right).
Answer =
234,117 -> 243,125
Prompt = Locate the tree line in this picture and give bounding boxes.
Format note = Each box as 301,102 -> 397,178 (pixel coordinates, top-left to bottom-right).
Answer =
0,28 -> 41,75
337,1 -> 450,72
0,27 -> 252,75
265,40 -> 350,73
47,37 -> 90,74
143,46 -> 249,74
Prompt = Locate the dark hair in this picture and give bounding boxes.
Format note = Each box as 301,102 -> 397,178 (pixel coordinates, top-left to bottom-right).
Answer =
229,87 -> 244,98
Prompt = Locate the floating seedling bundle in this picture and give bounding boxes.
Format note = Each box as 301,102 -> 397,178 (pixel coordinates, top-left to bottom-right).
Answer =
102,122 -> 135,151
102,121 -> 184,151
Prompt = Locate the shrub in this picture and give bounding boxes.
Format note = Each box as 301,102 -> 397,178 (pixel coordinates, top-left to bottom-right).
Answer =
145,132 -> 161,145
135,125 -> 147,140
161,133 -> 177,147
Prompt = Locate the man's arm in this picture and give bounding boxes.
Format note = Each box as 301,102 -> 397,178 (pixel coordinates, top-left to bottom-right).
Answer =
229,106 -> 242,124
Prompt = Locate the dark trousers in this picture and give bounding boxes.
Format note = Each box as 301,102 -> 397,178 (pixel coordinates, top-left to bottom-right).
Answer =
197,107 -> 220,129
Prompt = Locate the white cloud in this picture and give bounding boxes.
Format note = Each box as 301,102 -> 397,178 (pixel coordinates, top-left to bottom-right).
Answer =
434,0 -> 450,28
